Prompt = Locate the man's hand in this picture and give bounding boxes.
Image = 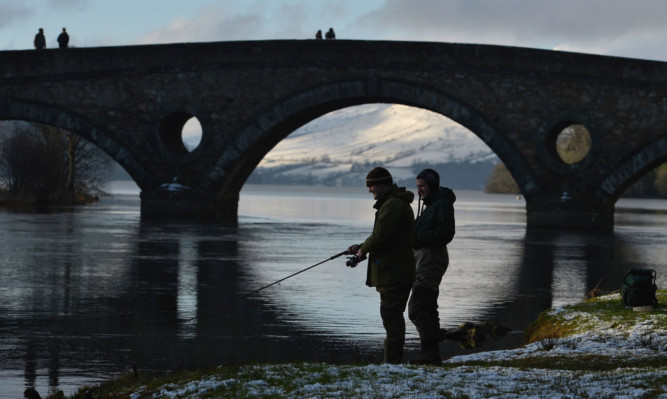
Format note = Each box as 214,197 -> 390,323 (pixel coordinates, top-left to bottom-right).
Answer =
347,244 -> 361,254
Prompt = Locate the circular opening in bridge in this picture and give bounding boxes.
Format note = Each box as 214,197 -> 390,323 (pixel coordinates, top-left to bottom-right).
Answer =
159,112 -> 202,154
555,124 -> 592,164
182,117 -> 202,152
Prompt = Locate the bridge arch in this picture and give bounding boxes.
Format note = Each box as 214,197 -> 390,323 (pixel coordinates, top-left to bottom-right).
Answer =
206,78 -> 540,203
598,134 -> 667,202
0,98 -> 152,189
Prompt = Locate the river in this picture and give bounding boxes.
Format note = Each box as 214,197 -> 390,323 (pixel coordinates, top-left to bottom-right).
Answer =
0,182 -> 665,398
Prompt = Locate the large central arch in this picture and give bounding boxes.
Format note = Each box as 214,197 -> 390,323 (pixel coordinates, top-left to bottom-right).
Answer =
208,79 -> 539,205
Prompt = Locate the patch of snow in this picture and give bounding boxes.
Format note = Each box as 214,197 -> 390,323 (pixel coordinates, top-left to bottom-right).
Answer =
150,377 -> 234,398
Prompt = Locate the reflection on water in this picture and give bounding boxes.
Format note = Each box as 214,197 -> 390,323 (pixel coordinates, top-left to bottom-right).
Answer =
0,184 -> 665,398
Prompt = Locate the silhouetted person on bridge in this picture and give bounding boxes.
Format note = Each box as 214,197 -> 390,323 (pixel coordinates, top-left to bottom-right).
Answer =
315,30 -> 322,40
325,28 -> 335,40
57,28 -> 69,48
34,28 -> 46,50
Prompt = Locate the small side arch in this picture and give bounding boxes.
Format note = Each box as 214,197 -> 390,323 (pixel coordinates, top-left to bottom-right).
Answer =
0,97 -> 152,189
203,78 -> 540,203
597,134 -> 667,203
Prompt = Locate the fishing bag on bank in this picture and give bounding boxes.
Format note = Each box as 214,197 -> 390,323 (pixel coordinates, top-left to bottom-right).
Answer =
621,268 -> 658,307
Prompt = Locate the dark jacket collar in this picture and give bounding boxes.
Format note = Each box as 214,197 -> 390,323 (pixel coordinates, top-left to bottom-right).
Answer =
422,186 -> 456,206
374,184 -> 414,209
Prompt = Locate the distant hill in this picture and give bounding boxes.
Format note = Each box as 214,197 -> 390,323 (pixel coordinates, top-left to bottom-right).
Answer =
248,104 -> 498,189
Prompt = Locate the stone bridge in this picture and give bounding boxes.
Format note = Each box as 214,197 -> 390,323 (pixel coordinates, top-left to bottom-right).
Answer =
1,40 -> 665,230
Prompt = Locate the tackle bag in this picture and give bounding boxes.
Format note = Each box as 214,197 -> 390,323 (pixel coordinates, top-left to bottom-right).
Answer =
620,268 -> 658,307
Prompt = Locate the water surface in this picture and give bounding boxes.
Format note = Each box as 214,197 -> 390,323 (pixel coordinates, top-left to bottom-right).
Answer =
0,183 -> 665,398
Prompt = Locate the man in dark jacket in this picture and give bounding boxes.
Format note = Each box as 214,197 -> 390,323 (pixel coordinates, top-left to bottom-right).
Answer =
408,168 -> 456,365
57,28 -> 70,48
34,28 -> 46,50
348,167 -> 416,363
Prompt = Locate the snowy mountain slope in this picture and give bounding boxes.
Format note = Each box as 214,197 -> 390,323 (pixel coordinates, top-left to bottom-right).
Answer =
252,104 -> 499,187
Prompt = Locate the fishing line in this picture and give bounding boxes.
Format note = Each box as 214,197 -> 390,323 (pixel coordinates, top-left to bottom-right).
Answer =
181,250 -> 349,324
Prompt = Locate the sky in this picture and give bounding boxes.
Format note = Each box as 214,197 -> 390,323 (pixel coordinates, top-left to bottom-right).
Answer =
3,0 -> 667,62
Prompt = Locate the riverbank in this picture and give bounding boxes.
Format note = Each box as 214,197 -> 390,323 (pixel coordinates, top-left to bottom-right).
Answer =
58,291 -> 665,399
0,189 -> 99,207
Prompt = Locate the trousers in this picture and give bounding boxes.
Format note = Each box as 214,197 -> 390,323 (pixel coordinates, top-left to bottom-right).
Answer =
376,283 -> 412,363
408,246 -> 448,350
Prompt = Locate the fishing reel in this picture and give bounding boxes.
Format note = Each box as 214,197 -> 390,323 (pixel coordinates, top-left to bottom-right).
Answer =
346,254 -> 362,268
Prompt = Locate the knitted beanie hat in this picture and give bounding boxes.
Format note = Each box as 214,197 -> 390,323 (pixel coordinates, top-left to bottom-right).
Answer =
366,167 -> 393,187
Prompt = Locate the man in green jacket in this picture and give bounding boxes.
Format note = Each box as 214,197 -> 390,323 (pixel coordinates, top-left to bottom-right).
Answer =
348,167 -> 416,363
409,168 -> 456,365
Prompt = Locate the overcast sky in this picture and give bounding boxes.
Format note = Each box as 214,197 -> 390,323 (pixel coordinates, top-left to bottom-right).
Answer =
2,0 -> 667,61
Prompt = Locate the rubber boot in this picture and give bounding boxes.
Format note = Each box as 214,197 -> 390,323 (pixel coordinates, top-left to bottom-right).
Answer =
410,339 -> 442,365
383,340 -> 404,364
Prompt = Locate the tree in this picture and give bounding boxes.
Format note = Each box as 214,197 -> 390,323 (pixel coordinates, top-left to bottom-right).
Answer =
62,130 -> 114,198
556,124 -> 591,164
0,122 -> 113,204
621,163 -> 667,198
655,164 -> 667,196
622,169 -> 657,198
484,162 -> 520,194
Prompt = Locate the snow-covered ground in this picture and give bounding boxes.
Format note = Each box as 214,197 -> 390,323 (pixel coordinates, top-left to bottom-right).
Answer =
129,293 -> 666,399
134,363 -> 659,399
142,362 -> 664,399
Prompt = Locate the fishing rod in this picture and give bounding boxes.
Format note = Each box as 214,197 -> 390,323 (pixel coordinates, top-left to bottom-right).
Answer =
181,250 -> 350,324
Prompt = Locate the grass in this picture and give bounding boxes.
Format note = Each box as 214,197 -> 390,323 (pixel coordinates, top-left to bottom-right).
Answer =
53,290 -> 666,398
524,290 -> 667,344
